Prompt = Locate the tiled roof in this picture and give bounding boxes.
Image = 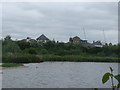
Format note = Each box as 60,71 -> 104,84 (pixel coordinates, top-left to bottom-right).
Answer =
36,34 -> 49,41
73,36 -> 80,39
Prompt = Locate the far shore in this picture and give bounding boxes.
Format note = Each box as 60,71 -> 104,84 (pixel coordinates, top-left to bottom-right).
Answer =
0,63 -> 29,69
0,65 -> 29,69
0,60 -> 120,69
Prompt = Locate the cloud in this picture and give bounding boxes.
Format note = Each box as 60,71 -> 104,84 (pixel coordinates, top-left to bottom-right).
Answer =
2,2 -> 118,44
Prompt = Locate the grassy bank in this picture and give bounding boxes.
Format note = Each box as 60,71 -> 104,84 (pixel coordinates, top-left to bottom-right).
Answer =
2,53 -> 43,63
2,53 -> 119,63
2,39 -> 120,63
43,55 -> 119,62
1,63 -> 23,67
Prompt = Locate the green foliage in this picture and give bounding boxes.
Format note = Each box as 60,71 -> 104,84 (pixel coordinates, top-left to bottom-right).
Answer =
1,63 -> 22,67
102,67 -> 120,89
2,53 -> 43,63
2,41 -> 21,53
2,37 -> 120,63
43,41 -> 56,50
117,83 -> 120,88
29,42 -> 38,48
23,48 -> 37,54
28,48 -> 37,54
17,41 -> 31,50
40,49 -> 48,54
114,75 -> 120,83
43,55 -> 118,62
94,88 -> 98,90
3,38 -> 120,57
102,72 -> 112,84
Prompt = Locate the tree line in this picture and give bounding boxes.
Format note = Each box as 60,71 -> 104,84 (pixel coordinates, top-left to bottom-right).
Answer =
1,35 -> 120,63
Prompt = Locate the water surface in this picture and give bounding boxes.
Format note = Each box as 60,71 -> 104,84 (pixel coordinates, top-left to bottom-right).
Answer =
2,62 -> 119,88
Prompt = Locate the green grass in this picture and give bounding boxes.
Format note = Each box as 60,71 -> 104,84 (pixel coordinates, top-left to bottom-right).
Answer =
2,53 -> 119,63
43,55 -> 119,62
1,63 -> 23,67
2,53 -> 43,63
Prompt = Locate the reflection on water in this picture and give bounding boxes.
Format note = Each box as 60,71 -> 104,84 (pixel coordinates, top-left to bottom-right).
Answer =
2,62 -> 119,88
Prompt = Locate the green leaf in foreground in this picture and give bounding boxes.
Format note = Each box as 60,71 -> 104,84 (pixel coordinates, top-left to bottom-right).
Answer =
102,72 -> 111,84
117,83 -> 120,88
114,75 -> 120,83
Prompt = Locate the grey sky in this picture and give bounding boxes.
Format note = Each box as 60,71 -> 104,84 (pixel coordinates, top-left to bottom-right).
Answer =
2,2 -> 118,44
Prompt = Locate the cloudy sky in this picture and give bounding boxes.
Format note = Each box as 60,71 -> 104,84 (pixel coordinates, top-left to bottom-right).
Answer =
2,2 -> 118,44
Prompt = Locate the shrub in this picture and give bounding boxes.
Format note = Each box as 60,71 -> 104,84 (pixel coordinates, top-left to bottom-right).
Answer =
23,48 -> 37,54
2,53 -> 43,63
16,41 -> 31,50
2,41 -> 21,54
40,49 -> 48,54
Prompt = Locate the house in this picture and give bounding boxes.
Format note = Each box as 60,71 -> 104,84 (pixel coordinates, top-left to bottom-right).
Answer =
36,34 -> 49,43
109,43 -> 112,46
69,36 -> 103,47
92,41 -> 103,47
69,36 -> 80,44
69,36 -> 92,47
69,36 -> 88,44
72,36 -> 81,44
21,37 -> 36,42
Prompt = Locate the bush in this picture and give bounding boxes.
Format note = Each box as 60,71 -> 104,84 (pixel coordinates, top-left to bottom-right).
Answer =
2,41 -> 21,54
2,53 -> 43,63
16,41 -> 31,50
23,48 -> 37,54
40,49 -> 48,54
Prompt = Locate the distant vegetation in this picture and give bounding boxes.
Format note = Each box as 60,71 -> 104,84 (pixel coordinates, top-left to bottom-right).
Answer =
1,63 -> 23,67
2,36 -> 120,63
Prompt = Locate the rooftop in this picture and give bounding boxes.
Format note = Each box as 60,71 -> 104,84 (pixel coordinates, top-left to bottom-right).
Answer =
36,34 -> 49,41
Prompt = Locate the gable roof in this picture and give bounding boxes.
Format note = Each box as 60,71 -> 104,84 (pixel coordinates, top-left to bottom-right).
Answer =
36,34 -> 49,41
73,36 -> 80,39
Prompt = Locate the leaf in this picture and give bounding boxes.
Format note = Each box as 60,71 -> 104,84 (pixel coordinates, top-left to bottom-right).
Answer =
117,83 -> 120,88
102,72 -> 111,84
112,86 -> 117,88
114,74 -> 120,83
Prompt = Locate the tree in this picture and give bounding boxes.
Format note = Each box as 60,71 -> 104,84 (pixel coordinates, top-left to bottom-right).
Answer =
17,41 -> 31,50
23,48 -> 37,54
43,41 -> 55,50
2,41 -> 21,53
4,35 -> 11,41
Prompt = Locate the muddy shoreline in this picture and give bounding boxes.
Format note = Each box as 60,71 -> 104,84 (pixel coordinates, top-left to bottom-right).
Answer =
0,65 -> 29,69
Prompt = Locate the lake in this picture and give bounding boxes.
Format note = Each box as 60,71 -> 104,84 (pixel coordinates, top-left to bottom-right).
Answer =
2,62 -> 120,88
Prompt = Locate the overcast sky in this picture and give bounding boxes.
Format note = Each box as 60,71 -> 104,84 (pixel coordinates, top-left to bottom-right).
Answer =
2,2 -> 118,44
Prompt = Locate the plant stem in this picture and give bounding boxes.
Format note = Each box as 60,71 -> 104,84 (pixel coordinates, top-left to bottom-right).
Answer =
111,70 -> 114,90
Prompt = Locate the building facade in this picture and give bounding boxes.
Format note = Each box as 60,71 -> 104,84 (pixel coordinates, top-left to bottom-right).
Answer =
69,36 -> 88,45
69,36 -> 103,47
36,34 -> 49,43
